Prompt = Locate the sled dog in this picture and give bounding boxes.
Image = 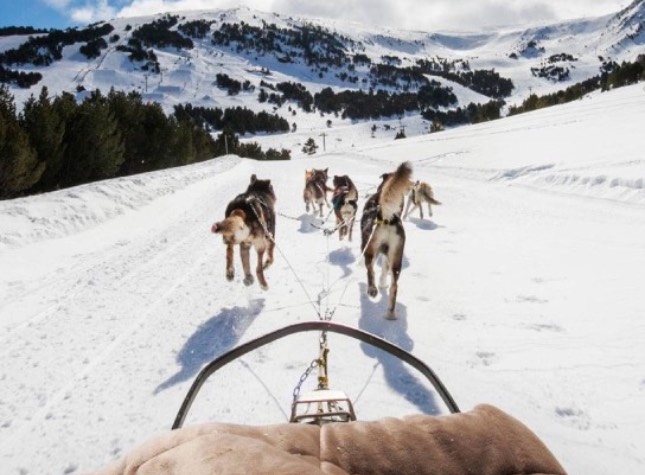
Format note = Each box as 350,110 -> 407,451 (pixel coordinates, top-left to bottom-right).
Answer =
331,174 -> 359,241
211,174 -> 276,290
360,162 -> 414,319
403,180 -> 441,219
303,168 -> 330,217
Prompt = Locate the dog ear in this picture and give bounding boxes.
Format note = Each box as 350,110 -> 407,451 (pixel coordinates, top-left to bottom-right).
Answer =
250,174 -> 257,184
230,209 -> 246,220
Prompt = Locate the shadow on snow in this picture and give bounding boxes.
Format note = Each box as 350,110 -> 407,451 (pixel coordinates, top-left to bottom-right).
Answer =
327,246 -> 356,278
298,213 -> 325,234
154,298 -> 265,394
405,217 -> 440,231
357,282 -> 441,415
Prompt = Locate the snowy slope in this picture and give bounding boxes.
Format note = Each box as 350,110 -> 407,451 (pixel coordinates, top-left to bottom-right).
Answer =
1,2 -> 644,135
1,79 -> 644,474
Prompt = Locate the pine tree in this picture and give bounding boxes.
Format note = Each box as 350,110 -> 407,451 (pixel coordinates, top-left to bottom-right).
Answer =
214,128 -> 239,156
0,85 -> 44,198
302,137 -> 318,155
190,123 -> 216,162
60,92 -> 124,187
170,118 -> 196,165
20,86 -> 66,191
106,88 -> 145,176
139,102 -> 175,171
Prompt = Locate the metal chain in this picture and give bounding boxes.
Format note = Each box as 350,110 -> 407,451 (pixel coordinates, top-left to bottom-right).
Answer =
292,358 -> 319,401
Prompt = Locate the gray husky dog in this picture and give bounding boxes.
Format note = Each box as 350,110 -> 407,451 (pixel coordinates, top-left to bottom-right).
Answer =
303,168 -> 331,217
403,180 -> 441,220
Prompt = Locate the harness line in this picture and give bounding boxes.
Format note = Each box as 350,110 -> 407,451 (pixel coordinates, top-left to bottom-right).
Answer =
245,195 -> 322,319
245,189 -> 380,405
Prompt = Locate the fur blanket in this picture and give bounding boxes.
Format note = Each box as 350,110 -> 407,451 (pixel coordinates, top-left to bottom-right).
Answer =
89,404 -> 566,475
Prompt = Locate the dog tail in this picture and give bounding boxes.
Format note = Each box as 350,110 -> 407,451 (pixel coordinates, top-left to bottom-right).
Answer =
423,188 -> 441,206
211,209 -> 246,234
379,161 -> 413,219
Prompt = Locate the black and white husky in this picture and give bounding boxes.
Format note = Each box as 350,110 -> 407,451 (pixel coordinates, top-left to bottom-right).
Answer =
211,175 -> 276,290
331,174 -> 358,241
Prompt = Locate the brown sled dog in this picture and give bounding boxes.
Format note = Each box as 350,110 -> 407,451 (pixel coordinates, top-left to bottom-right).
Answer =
403,180 -> 441,219
360,162 -> 414,319
331,174 -> 358,241
211,174 -> 276,290
303,168 -> 331,217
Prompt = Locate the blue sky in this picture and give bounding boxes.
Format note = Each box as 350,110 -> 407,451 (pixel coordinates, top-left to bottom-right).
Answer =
0,0 -> 633,32
0,2 -> 73,30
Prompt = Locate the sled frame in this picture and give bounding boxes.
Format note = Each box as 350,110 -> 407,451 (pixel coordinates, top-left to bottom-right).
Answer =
172,321 -> 460,429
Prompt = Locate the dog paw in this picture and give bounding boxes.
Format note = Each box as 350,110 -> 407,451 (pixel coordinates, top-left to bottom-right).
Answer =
226,271 -> 234,281
259,282 -> 269,291
367,286 -> 378,298
243,275 -> 254,286
386,310 -> 397,320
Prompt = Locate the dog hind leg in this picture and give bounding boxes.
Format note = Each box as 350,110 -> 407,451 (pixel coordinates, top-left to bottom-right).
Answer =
403,196 -> 413,220
255,247 -> 268,290
263,239 -> 274,269
406,203 -> 418,220
386,257 -> 402,320
386,237 -> 404,319
387,275 -> 399,319
364,248 -> 378,298
379,256 -> 389,289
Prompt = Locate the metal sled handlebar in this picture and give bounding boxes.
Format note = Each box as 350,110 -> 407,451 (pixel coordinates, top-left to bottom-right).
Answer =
172,321 -> 460,429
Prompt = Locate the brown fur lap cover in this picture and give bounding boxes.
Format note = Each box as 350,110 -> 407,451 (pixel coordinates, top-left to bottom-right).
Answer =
89,404 -> 566,475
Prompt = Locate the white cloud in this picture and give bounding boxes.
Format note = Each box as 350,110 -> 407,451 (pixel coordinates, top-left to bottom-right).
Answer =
115,0 -> 254,19
271,0 -> 404,28
267,0 -> 631,31
42,0 -> 74,9
70,0 -> 117,23
56,0 -> 632,31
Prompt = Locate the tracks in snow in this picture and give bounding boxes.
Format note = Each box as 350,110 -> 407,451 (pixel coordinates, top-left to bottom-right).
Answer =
0,184 -> 222,460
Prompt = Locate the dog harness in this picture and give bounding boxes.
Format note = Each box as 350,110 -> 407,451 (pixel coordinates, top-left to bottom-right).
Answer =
375,215 -> 401,226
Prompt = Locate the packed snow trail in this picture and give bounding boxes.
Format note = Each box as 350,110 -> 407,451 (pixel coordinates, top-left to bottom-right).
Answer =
1,85 -> 644,474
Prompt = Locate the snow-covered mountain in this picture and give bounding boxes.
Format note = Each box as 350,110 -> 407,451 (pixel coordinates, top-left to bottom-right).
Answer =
1,1 -> 644,145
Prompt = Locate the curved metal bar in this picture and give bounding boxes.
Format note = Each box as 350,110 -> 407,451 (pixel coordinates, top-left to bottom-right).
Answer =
172,321 -> 459,429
